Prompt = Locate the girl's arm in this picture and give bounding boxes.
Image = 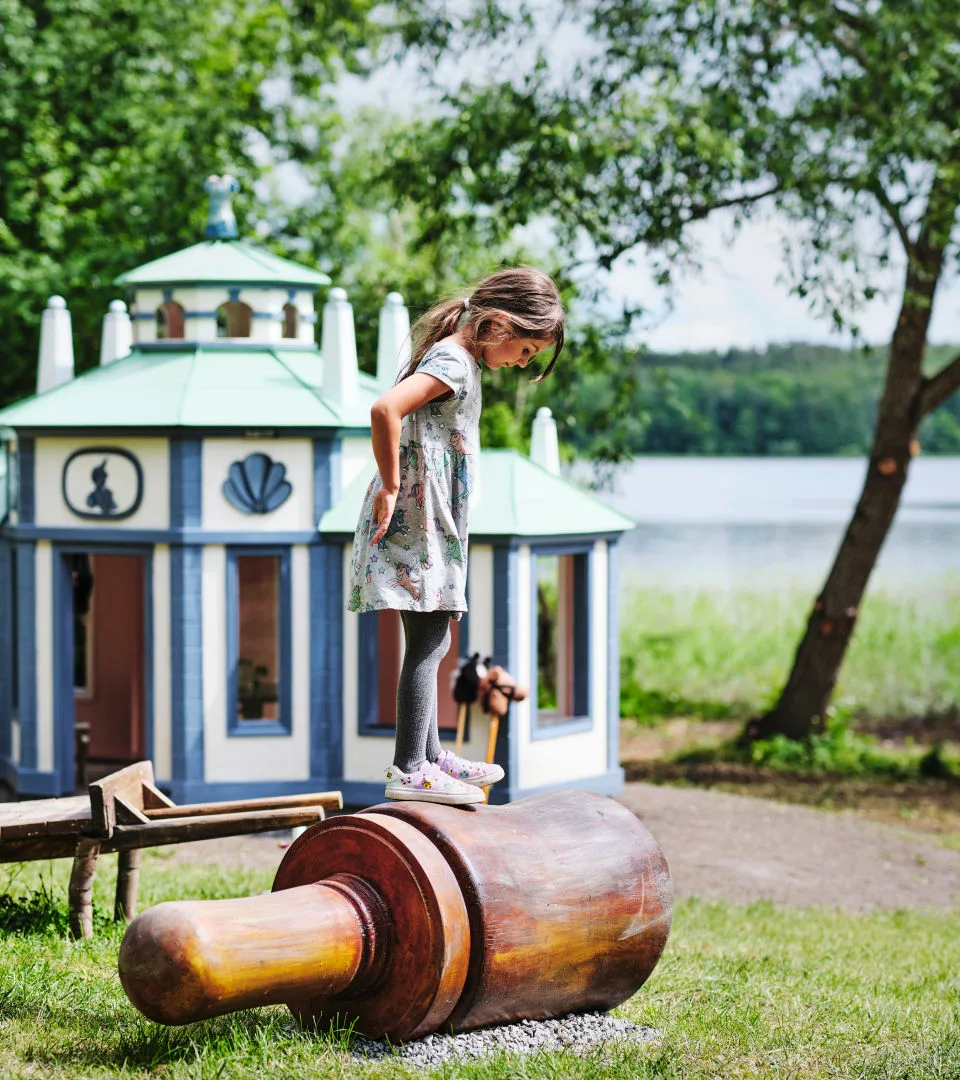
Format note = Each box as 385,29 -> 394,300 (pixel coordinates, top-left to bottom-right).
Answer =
368,373 -> 451,544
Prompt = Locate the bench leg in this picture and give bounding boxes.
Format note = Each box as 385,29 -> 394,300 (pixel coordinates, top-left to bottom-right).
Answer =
115,848 -> 142,923
69,838 -> 101,940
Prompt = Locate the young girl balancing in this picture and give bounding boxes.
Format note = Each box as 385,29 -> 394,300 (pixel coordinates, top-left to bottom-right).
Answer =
347,267 -> 565,805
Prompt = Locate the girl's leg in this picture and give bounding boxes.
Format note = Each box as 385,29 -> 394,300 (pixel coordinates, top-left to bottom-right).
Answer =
394,611 -> 451,772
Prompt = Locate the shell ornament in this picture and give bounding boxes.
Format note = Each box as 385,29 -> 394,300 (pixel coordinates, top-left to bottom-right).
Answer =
222,453 -> 292,514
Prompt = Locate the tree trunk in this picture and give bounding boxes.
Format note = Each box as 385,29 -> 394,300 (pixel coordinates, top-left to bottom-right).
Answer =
748,206 -> 951,742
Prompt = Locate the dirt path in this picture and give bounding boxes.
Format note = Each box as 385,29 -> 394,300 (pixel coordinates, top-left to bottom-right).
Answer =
162,782 -> 960,911
617,782 -> 960,911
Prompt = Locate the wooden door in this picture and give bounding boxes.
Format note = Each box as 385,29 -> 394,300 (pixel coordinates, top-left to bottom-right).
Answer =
74,554 -> 145,762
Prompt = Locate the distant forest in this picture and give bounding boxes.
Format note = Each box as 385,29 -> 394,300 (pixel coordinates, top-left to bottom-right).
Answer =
625,342 -> 960,456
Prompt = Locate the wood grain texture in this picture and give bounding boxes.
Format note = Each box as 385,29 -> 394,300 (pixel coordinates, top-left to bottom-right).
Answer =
119,883 -> 365,1023
273,813 -> 470,1042
371,790 -> 674,1031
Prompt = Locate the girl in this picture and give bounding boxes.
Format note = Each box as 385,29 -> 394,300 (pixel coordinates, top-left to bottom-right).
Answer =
347,267 -> 565,804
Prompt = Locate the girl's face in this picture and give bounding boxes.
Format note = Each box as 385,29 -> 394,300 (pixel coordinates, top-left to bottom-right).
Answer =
481,332 -> 554,371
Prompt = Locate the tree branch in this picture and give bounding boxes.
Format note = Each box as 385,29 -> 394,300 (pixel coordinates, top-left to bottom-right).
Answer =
920,353 -> 960,417
869,182 -> 914,256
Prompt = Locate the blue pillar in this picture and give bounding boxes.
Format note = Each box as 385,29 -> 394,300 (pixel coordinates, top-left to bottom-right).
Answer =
169,440 -> 204,786
311,437 -> 343,781
0,542 -> 12,764
15,541 -> 36,771
489,543 -> 519,803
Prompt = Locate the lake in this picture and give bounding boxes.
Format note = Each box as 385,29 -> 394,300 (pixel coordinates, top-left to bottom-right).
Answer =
586,457 -> 960,594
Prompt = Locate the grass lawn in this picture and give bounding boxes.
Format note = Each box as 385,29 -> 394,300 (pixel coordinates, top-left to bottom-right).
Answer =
619,582 -> 960,724
1,855 -> 958,1079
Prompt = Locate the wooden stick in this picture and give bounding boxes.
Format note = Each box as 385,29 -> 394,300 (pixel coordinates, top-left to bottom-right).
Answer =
110,806 -> 328,849
454,704 -> 468,755
68,838 -> 101,940
482,716 -> 501,804
142,791 -> 343,820
115,847 -> 142,923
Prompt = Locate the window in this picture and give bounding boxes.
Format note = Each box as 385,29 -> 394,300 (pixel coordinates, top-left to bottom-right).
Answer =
282,303 -> 299,339
216,300 -> 252,338
228,550 -> 291,734
155,301 -> 185,339
358,610 -> 461,734
533,550 -> 590,733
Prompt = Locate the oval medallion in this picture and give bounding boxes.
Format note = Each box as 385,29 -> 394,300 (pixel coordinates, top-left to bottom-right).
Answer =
62,447 -> 144,521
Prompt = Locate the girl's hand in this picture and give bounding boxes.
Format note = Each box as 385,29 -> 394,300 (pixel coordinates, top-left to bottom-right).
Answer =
370,488 -> 398,545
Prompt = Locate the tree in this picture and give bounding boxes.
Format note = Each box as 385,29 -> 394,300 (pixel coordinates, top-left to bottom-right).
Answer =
379,0 -> 960,740
0,0 -> 381,407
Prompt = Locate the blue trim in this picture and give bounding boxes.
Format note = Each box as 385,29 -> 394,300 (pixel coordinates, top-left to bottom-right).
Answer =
170,545 -> 204,782
607,540 -> 621,772
310,439 -> 343,779
0,543 -> 12,762
52,549 -> 74,792
487,545 -> 519,804
6,526 -> 321,545
226,547 -> 292,737
301,313 -> 318,325
170,439 -> 202,528
507,767 -> 624,801
163,288 -> 173,303
16,541 -> 36,770
310,545 -> 344,778
529,544 -> 594,742
357,612 -> 381,734
7,766 -> 62,797
228,287 -> 241,303
18,437 -> 34,525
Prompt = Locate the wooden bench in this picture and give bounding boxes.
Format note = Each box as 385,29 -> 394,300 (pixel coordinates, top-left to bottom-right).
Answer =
0,761 -> 342,938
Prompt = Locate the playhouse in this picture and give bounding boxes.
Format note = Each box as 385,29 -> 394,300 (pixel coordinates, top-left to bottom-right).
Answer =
0,181 -> 632,806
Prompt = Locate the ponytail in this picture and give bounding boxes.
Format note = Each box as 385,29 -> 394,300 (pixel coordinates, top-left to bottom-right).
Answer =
398,267 -> 566,384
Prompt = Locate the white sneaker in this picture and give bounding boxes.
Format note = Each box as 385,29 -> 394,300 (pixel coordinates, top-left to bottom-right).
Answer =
384,761 -> 483,805
434,748 -> 505,788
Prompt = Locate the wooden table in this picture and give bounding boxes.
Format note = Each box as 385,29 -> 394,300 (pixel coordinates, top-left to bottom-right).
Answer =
0,761 -> 342,938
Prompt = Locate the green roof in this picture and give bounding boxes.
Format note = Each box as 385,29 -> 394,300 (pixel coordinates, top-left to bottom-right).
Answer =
0,348 -> 378,430
320,449 -> 634,538
114,240 -> 330,288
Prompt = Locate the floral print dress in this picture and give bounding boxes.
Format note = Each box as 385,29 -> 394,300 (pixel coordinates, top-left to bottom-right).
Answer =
347,341 -> 482,618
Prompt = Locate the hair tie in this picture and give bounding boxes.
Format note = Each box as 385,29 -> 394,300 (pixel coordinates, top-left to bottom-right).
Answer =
462,296 -> 471,313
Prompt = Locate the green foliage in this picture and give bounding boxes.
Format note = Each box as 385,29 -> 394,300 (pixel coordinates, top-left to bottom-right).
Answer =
619,583 -> 960,724
0,0 -> 382,407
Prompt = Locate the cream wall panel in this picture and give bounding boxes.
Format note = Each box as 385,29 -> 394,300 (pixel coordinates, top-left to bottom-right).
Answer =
34,542 -> 54,773
202,438 -> 314,532
204,544 -> 310,782
152,545 -> 172,782
131,289 -> 164,345
341,437 -> 373,491
466,546 -> 493,658
35,438 -> 169,530
11,720 -> 20,766
517,541 -> 608,791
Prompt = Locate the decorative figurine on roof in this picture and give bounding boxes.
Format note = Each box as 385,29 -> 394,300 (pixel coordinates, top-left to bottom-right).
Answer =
203,174 -> 240,239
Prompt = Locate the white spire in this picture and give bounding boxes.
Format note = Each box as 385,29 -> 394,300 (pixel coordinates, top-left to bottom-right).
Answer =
377,291 -> 411,389
99,299 -> 133,366
321,287 -> 359,410
530,406 -> 561,475
36,295 -> 75,395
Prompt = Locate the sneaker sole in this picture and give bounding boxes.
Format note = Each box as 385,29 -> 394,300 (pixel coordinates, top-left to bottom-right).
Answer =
384,787 -> 483,805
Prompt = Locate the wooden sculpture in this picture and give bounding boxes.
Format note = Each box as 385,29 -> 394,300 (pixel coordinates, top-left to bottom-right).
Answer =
452,653 -> 528,782
118,790 -> 672,1041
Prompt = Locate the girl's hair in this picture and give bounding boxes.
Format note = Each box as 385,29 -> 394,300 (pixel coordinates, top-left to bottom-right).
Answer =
400,266 -> 565,383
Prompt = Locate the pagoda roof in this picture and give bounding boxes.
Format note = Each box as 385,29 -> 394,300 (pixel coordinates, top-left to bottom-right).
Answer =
320,448 -> 634,538
0,347 -> 376,431
114,240 -> 330,288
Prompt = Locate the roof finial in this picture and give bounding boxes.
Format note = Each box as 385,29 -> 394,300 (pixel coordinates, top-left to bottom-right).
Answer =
203,174 -> 240,239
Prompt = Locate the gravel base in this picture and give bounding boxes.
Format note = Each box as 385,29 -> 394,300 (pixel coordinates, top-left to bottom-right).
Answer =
350,1012 -> 661,1066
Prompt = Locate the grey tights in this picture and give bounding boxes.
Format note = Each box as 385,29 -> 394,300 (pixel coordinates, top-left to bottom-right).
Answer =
393,610 -> 451,772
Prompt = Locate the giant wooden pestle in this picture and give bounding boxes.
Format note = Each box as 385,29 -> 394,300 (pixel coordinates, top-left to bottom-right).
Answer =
118,790 -> 673,1041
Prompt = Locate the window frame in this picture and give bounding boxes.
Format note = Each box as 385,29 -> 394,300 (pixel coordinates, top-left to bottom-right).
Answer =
529,543 -> 593,740
226,545 -> 292,737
